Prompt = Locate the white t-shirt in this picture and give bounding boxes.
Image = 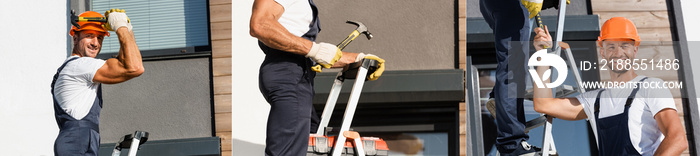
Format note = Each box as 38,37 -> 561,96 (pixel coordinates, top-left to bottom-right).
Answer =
576,75 -> 676,155
53,56 -> 105,120
275,0 -> 313,37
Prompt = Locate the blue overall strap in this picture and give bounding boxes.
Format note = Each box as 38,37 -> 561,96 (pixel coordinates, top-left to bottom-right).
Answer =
594,77 -> 648,156
50,57 -> 79,95
51,57 -> 79,126
624,77 -> 648,107
594,89 -> 605,116
301,0 -> 320,41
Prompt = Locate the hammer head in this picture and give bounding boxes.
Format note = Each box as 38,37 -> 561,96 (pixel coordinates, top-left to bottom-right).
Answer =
70,10 -> 81,29
346,20 -> 373,40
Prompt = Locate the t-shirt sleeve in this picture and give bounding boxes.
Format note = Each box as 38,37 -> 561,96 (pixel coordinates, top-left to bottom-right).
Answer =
644,79 -> 677,116
576,89 -> 601,121
274,0 -> 295,10
75,57 -> 106,83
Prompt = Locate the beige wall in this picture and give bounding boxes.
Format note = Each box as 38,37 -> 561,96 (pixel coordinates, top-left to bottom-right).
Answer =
315,0 -> 456,71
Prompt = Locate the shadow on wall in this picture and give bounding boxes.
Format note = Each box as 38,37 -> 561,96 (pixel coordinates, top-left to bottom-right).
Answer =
233,139 -> 266,155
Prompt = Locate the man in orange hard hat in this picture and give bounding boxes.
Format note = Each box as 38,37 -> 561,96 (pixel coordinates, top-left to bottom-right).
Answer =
531,17 -> 688,155
52,9 -> 143,156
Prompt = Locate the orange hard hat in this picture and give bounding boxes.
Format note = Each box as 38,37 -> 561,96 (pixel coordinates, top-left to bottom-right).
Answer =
597,17 -> 640,47
70,11 -> 109,37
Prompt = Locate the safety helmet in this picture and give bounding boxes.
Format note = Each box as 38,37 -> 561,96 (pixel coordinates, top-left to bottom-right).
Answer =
597,17 -> 640,47
70,11 -> 109,37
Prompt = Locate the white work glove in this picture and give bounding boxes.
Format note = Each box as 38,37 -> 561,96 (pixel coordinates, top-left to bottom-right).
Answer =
307,42 -> 342,72
355,53 -> 385,81
104,8 -> 132,32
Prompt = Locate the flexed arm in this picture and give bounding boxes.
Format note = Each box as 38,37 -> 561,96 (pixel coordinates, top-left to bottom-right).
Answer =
94,9 -> 144,84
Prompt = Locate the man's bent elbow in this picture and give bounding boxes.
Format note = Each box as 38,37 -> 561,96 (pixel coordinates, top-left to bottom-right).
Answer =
675,134 -> 689,151
532,98 -> 549,114
125,67 -> 145,78
249,22 -> 262,38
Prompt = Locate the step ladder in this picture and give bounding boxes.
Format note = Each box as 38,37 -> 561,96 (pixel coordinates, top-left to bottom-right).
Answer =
311,58 -> 388,156
488,0 -> 587,155
533,0 -> 587,155
111,131 -> 149,156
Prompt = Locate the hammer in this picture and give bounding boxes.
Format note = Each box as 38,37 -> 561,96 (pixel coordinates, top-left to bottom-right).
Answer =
337,20 -> 373,50
70,10 -> 107,29
312,20 -> 373,72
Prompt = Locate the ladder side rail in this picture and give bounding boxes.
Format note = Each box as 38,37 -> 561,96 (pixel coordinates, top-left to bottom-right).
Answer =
553,0 -> 567,56
317,72 -> 346,134
127,137 -> 141,156
331,62 -> 370,156
565,48 -> 586,93
543,0 -> 568,155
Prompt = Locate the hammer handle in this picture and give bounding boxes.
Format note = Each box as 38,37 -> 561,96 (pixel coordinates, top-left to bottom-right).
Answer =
78,17 -> 107,23
337,30 -> 361,50
535,13 -> 544,28
535,13 -> 550,49
310,28 -> 364,72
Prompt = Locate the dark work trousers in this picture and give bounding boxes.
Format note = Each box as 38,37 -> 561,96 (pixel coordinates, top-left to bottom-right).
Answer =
480,0 -> 533,153
52,57 -> 103,156
258,0 -> 321,155
593,77 -> 647,156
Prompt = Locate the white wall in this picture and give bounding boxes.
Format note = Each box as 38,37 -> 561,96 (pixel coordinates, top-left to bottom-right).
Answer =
0,0 -> 69,155
232,0 -> 270,155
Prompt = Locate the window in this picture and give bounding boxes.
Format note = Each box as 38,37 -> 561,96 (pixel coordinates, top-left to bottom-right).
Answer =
91,0 -> 210,58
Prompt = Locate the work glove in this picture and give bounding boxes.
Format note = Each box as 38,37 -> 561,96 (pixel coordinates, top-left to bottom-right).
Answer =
355,53 -> 385,81
521,0 -> 544,19
307,42 -> 343,72
103,8 -> 132,32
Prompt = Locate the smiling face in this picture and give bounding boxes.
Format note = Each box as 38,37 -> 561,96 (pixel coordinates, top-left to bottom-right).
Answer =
599,38 -> 638,73
72,30 -> 105,58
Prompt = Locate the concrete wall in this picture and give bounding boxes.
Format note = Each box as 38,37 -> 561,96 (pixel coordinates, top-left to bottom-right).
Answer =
0,0 -> 69,155
316,0 -> 456,70
100,58 -> 213,143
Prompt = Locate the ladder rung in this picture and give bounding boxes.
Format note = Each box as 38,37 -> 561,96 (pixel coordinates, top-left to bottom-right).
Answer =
525,116 -> 548,132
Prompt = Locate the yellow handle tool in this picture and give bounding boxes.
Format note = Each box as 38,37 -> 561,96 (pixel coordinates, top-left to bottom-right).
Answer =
312,20 -> 373,72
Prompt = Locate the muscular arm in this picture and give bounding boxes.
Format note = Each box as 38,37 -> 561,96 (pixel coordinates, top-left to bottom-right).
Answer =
250,0 -> 358,68
93,27 -> 144,84
250,0 -> 312,55
531,26 -> 586,120
531,63 -> 587,120
654,108 -> 688,155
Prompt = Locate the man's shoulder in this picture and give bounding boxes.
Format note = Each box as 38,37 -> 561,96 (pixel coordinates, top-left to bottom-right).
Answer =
62,56 -> 106,72
70,56 -> 105,65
